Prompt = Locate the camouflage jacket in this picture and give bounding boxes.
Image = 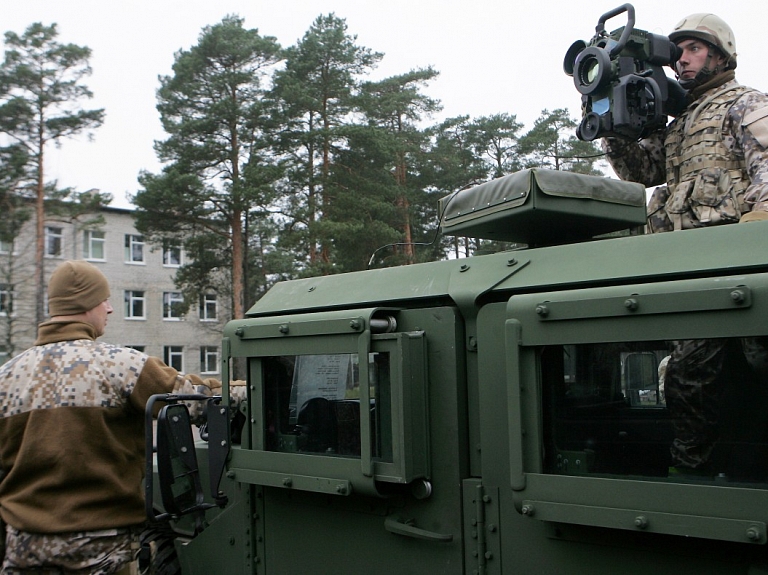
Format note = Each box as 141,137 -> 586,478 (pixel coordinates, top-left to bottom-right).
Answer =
0,320 -> 220,534
603,78 -> 768,231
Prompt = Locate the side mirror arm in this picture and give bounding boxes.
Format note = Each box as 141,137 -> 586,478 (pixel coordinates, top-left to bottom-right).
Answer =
144,393 -> 218,525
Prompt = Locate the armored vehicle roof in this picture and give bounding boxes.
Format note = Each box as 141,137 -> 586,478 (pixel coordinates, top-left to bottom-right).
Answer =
248,221 -> 768,318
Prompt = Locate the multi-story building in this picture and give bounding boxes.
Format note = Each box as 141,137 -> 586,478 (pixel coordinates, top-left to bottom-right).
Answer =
0,205 -> 227,375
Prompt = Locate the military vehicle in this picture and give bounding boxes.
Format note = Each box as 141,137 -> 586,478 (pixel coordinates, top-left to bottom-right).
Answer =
146,167 -> 768,574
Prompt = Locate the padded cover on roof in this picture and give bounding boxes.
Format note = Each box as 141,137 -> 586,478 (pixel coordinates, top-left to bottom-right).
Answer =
439,169 -> 646,245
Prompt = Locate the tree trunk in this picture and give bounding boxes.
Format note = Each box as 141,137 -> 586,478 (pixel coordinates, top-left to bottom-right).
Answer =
35,127 -> 45,330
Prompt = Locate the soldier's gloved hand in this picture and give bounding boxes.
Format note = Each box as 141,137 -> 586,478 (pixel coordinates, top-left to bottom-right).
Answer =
207,379 -> 247,402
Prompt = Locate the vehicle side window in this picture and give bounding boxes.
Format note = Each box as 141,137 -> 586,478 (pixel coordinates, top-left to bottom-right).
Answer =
263,352 -> 391,461
543,338 -> 768,484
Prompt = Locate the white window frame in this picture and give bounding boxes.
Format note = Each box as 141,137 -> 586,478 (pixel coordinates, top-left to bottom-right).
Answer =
124,234 -> 145,264
163,292 -> 185,320
124,290 -> 146,320
164,345 -> 184,372
0,239 -> 13,255
200,346 -> 220,374
45,226 -> 63,258
0,284 -> 13,317
83,230 -> 106,261
200,293 -> 218,322
162,240 -> 182,267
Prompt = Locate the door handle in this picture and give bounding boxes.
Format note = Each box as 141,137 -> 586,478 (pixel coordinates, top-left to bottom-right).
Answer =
384,515 -> 453,543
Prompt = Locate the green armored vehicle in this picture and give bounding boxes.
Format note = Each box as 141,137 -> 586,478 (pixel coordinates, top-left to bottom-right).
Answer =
148,168 -> 768,574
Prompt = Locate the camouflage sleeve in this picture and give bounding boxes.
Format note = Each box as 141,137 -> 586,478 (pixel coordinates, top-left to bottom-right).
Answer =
728,91 -> 768,213
601,132 -> 667,187
129,357 -> 247,422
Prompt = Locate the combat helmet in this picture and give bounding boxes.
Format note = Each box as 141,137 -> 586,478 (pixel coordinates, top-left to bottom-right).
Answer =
669,13 -> 737,70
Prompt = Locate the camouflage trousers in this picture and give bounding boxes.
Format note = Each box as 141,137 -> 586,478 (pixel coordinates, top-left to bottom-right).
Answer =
666,337 -> 768,470
1,525 -> 138,575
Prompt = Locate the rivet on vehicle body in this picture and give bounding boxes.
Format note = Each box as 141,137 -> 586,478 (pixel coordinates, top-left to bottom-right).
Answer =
746,526 -> 761,541
535,305 -> 549,317
731,289 -> 746,304
507,258 -> 517,266
634,515 -> 648,529
460,264 -> 470,272
308,286 -> 316,292
624,298 -> 639,311
278,324 -> 289,334
349,319 -> 362,330
522,504 -> 534,516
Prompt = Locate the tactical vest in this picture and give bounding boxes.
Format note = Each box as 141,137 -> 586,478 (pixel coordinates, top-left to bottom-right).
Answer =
661,83 -> 755,230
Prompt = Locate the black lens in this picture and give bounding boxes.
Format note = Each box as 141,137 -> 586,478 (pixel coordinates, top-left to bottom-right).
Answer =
574,46 -> 612,95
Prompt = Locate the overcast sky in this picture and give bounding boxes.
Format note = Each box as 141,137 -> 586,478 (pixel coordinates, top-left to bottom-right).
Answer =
3,0 -> 766,208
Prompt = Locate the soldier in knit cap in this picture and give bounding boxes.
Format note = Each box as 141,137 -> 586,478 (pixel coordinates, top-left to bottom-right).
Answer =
603,14 -> 768,477
0,260 -> 225,574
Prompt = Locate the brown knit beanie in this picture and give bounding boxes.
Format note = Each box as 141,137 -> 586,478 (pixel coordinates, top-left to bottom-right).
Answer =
48,260 -> 111,316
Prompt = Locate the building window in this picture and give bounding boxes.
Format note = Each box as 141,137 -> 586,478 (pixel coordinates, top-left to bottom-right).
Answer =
83,230 -> 106,261
0,239 -> 12,254
124,234 -> 144,263
45,226 -> 63,257
163,292 -> 185,320
125,345 -> 146,353
163,240 -> 182,267
164,346 -> 184,372
124,290 -> 146,319
200,293 -> 217,321
200,346 -> 219,374
0,284 -> 13,316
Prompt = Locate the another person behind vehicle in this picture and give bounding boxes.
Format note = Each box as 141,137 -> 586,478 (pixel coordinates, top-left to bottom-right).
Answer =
0,260 -> 225,574
603,13 -> 768,477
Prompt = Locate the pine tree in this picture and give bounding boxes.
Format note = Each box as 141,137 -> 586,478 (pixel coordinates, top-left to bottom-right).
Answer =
517,108 -> 603,174
133,16 -> 282,320
270,14 -> 382,274
0,22 -> 104,325
356,68 -> 441,266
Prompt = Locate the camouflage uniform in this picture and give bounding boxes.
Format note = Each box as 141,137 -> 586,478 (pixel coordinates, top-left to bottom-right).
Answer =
1,526 -> 136,574
604,75 -> 768,472
604,77 -> 768,231
0,320 -> 219,573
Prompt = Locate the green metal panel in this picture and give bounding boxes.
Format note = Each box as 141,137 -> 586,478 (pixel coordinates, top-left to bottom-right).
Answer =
477,292 -> 768,574
509,273 -> 768,344
255,306 -> 466,574
247,222 -> 768,319
503,272 -> 768,544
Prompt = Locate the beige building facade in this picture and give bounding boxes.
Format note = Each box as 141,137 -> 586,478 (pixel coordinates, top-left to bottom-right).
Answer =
0,205 -> 227,375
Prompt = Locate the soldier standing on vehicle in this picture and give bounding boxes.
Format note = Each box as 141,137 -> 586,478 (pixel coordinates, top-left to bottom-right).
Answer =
603,14 -> 768,476
0,260 -> 221,574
